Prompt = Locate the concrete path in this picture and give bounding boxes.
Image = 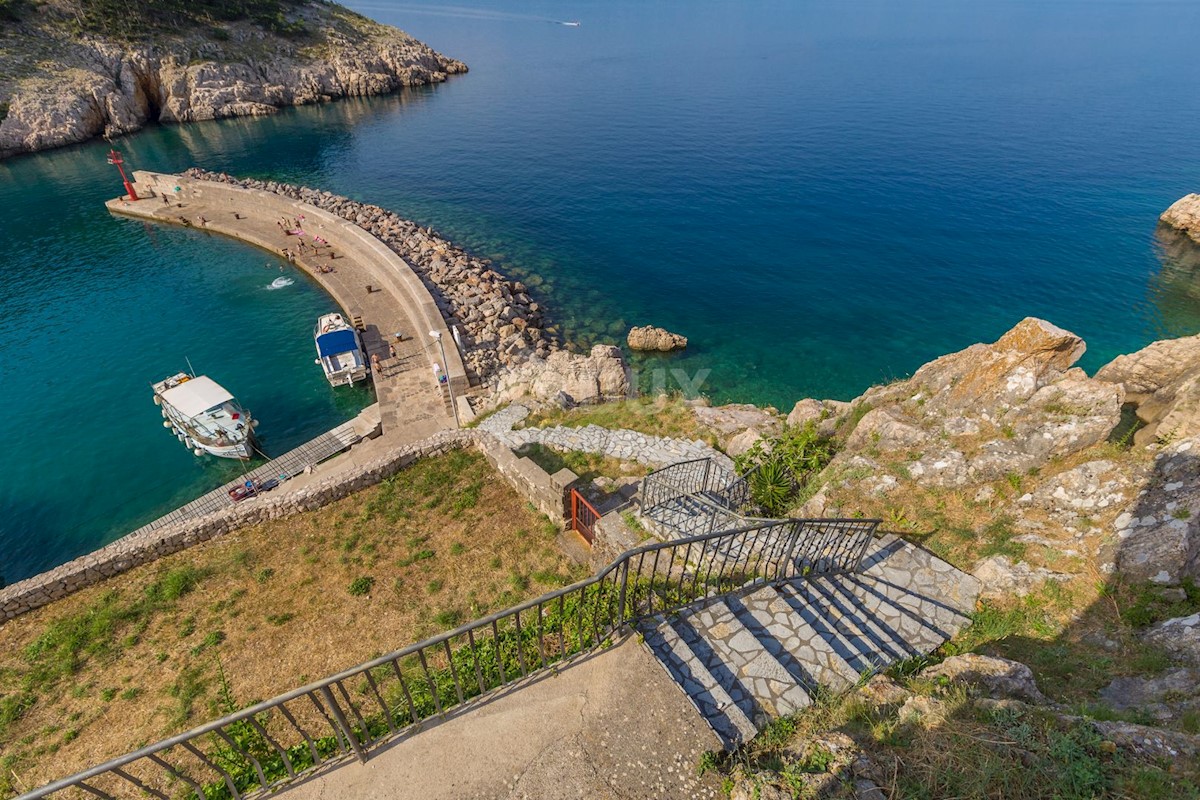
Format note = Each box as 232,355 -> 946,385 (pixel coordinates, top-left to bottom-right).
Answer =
278,636 -> 723,800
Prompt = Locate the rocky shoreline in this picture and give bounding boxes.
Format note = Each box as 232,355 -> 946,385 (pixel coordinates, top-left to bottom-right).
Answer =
0,2 -> 466,158
185,168 -> 561,389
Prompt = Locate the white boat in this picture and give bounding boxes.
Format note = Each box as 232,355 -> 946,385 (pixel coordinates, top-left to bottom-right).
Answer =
314,313 -> 368,387
152,373 -> 256,459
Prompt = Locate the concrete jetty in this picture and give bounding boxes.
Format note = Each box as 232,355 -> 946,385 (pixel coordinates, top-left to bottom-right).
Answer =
107,170 -> 467,440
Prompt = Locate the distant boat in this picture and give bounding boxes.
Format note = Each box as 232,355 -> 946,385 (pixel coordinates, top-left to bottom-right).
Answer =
153,373 -> 255,459
561,20 -> 581,26
314,313 -> 368,387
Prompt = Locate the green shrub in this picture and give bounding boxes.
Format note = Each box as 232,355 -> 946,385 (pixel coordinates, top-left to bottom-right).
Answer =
347,576 -> 375,596
735,422 -> 835,516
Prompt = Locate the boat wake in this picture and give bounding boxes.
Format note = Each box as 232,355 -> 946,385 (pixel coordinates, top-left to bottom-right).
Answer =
266,277 -> 294,290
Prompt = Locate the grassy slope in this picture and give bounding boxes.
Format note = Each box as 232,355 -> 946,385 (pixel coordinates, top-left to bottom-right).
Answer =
0,450 -> 583,796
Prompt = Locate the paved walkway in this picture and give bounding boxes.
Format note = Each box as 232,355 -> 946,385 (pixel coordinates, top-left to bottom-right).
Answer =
479,404 -> 729,469
279,636 -> 723,800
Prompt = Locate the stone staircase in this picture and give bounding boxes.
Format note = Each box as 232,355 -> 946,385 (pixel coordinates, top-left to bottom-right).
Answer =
638,534 -> 980,748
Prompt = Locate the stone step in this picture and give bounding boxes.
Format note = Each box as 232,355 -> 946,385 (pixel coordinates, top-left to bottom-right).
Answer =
809,575 -> 918,661
736,586 -> 863,694
778,580 -> 895,676
675,593 -> 812,720
840,573 -> 973,652
639,615 -> 760,749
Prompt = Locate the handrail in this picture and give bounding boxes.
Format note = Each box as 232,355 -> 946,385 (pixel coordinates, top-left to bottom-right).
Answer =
16,515 -> 879,800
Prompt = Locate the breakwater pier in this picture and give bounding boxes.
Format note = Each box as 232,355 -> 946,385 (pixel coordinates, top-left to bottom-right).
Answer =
0,170 -> 522,620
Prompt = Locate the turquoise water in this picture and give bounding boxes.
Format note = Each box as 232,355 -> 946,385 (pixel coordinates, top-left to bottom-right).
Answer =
4,0 -> 1200,581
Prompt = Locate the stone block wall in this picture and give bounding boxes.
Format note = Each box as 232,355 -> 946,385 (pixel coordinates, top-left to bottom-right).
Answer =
475,432 -> 581,523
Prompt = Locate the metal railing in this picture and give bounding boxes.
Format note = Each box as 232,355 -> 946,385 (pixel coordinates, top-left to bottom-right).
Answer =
18,516 -> 878,800
640,457 -> 753,515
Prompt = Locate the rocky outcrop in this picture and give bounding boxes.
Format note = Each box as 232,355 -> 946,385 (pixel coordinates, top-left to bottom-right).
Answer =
1112,435 -> 1200,583
0,5 -> 466,158
834,318 -> 1123,487
1160,193 -> 1200,245
1096,332 -> 1200,446
627,325 -> 687,352
973,555 -> 1072,600
786,397 -> 850,436
919,654 -> 1048,704
186,169 -> 553,383
1143,613 -> 1200,665
692,403 -> 781,457
490,345 -> 630,407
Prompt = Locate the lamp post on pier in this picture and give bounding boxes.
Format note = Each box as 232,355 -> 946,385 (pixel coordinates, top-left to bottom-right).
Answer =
106,149 -> 139,201
429,330 -> 461,428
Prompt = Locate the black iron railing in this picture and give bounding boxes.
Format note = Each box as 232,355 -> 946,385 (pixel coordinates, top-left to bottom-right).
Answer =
639,457 -> 752,515
17,516 -> 878,800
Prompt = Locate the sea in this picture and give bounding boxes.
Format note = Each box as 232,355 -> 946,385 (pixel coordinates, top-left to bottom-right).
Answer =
2,0 -> 1199,583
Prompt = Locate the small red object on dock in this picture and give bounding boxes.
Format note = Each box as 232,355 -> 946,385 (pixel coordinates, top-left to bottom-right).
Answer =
106,149 -> 139,201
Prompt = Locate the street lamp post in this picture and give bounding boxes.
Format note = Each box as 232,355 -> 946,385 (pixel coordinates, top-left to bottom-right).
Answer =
430,330 -> 461,428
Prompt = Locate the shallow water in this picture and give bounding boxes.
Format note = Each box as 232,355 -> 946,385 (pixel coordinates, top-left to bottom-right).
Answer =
3,0 -> 1200,581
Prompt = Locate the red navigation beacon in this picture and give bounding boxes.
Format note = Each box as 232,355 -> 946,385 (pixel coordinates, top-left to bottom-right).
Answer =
106,148 -> 139,201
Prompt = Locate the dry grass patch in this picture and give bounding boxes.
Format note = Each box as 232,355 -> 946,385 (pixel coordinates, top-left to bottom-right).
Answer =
0,449 -> 583,796
515,442 -> 647,483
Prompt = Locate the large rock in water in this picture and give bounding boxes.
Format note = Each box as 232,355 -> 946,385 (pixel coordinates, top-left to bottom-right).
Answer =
1160,194 -> 1200,245
490,344 -> 630,407
1096,332 -> 1200,446
627,325 -> 687,352
836,318 -> 1123,485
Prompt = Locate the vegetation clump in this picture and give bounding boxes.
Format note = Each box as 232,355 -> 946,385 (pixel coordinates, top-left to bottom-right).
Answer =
734,422 -> 835,516
39,0 -> 310,39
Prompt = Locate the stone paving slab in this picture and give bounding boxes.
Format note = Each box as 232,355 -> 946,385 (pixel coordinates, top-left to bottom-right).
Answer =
639,535 -> 981,748
480,403 -> 727,469
277,636 -> 722,800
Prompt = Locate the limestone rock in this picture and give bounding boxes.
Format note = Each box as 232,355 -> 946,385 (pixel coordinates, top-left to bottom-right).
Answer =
1029,460 -> 1133,516
1099,668 -> 1200,723
786,397 -> 850,436
920,653 -> 1048,704
1096,332 -> 1200,445
1143,613 -> 1200,665
627,325 -> 687,352
0,16 -> 467,158
693,403 -> 781,456
1112,435 -> 1200,583
491,344 -> 630,407
973,555 -> 1072,600
837,318 -> 1121,485
1091,720 -> 1200,761
844,407 -> 928,452
1160,193 -> 1200,245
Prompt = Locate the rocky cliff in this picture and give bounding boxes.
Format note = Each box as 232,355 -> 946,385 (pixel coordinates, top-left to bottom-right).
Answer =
0,1 -> 465,158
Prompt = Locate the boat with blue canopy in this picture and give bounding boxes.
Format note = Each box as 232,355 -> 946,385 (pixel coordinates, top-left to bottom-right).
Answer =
315,313 -> 368,386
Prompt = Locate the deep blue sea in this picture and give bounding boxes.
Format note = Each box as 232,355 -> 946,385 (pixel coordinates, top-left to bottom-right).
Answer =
3,0 -> 1200,582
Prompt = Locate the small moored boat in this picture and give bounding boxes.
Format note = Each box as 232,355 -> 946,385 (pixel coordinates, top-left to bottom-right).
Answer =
314,313 -> 368,386
153,373 -> 256,459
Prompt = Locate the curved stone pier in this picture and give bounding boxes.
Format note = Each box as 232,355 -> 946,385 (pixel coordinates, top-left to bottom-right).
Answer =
107,170 -> 466,437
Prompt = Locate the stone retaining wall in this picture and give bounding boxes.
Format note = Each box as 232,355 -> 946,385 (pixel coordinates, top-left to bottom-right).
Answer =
476,434 -> 582,522
0,429 -> 590,623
